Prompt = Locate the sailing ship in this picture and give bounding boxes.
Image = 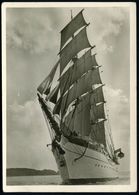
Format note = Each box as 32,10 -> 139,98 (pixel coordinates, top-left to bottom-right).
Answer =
37,9 -> 124,184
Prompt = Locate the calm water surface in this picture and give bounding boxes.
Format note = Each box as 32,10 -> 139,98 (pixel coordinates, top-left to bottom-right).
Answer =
7,171 -> 130,185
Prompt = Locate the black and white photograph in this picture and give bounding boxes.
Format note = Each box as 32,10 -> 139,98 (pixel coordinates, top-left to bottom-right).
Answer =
2,2 -> 136,192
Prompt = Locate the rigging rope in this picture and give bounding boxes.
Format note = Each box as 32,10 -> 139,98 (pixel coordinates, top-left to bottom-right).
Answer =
103,87 -> 115,157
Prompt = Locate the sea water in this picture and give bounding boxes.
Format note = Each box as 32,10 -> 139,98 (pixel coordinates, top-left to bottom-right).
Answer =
6,171 -> 130,185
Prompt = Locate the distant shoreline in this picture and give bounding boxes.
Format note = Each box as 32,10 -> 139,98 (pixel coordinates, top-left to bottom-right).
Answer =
7,168 -> 59,177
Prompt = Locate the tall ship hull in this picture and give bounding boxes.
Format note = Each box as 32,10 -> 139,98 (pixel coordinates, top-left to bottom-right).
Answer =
37,9 -> 124,184
53,137 -> 118,184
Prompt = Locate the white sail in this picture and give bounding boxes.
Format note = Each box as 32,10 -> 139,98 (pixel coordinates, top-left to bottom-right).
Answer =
77,85 -> 105,106
63,103 -> 91,137
48,84 -> 60,104
58,68 -> 102,116
59,49 -> 97,94
60,27 -> 91,74
37,60 -> 59,95
60,9 -> 87,49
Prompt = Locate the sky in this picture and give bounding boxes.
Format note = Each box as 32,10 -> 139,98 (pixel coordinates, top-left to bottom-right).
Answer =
6,6 -> 130,172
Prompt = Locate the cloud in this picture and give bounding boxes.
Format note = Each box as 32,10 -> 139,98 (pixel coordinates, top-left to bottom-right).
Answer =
104,85 -> 129,140
85,7 -> 129,54
7,99 -> 58,170
6,8 -> 61,54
